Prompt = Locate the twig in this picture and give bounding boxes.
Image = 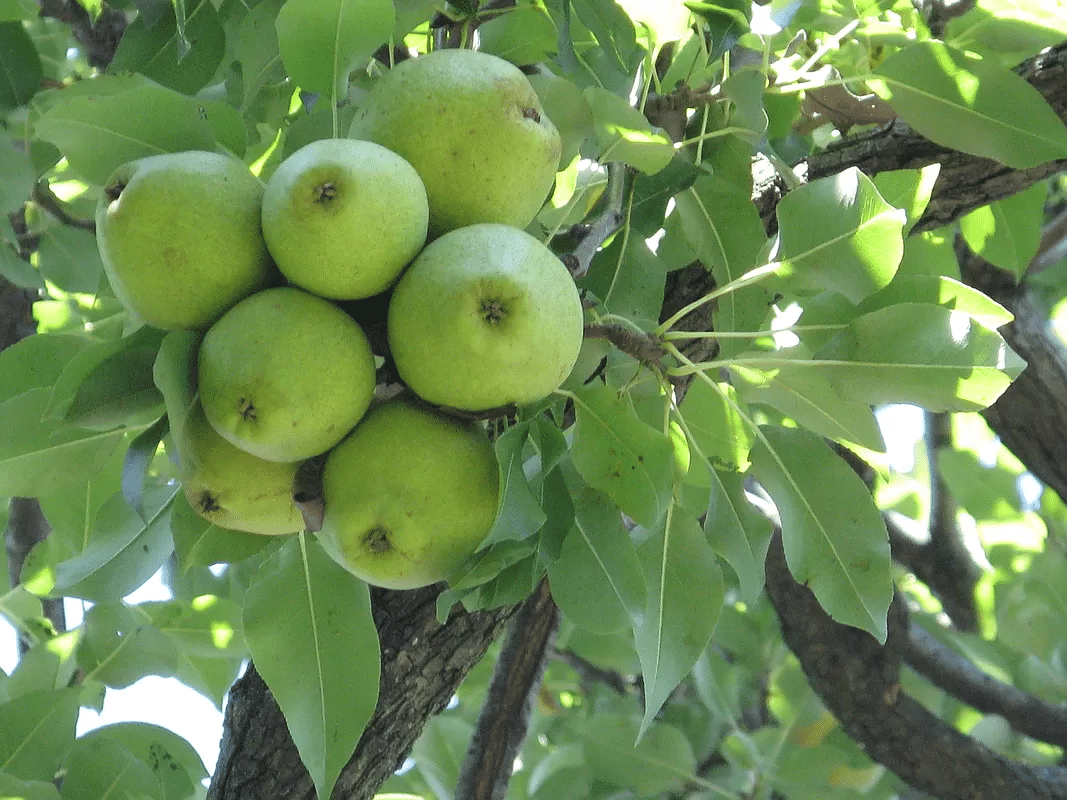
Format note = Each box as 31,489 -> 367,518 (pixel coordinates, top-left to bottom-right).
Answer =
37,0 -> 128,69
584,322 -> 668,372
552,647 -> 630,696
33,182 -> 96,232
454,579 -> 560,800
902,619 -> 1067,750
561,163 -> 629,279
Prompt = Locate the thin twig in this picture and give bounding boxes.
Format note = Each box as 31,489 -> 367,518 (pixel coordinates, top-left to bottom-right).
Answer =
33,182 -> 96,232
562,164 -> 629,279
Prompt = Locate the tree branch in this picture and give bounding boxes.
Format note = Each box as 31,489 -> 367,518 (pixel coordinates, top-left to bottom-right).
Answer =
901,620 -> 1067,750
37,0 -> 127,69
765,531 -> 1067,800
455,579 -> 559,800
561,163 -> 628,279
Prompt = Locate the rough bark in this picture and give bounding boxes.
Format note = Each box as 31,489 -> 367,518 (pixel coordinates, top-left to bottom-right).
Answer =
766,533 -> 1067,800
207,586 -> 515,800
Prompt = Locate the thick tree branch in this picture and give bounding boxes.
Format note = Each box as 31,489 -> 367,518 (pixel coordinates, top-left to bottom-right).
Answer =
455,579 -> 559,800
765,532 -> 1067,800
207,586 -> 516,800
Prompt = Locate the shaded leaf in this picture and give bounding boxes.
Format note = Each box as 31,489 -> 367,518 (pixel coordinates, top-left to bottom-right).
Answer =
704,468 -> 772,605
0,21 -> 41,109
678,378 -> 755,471
634,510 -> 723,736
243,535 -> 380,800
76,602 -> 178,688
749,426 -> 892,641
59,735 -> 159,800
580,713 -> 697,794
0,688 -> 80,781
584,86 -> 673,174
482,421 -> 547,546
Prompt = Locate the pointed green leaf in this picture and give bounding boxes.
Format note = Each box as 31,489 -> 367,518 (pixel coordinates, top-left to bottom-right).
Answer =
80,722 -> 209,796
77,602 -> 178,688
276,0 -> 394,100
749,426 -> 892,641
0,21 -> 41,109
959,182 -> 1045,280
0,131 -> 35,213
482,421 -> 547,546
122,414 -> 168,518
812,302 -> 1025,411
243,535 -> 380,800
580,714 -> 697,795
143,595 -> 247,659
570,383 -> 674,528
869,40 -> 1067,169
35,225 -> 104,295
152,329 -> 201,455
0,688 -> 80,781
0,774 -> 59,800
581,233 -> 667,330
873,164 -> 940,234
549,486 -> 646,632
704,468 -> 772,605
730,361 -> 886,452
776,167 -> 905,303
634,510 -> 723,737
59,735 -> 160,800
0,333 -> 90,405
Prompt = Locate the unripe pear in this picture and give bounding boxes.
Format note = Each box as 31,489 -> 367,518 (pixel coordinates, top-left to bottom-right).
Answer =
317,397 -> 499,589
349,48 -> 562,238
95,151 -> 275,330
261,138 -> 428,300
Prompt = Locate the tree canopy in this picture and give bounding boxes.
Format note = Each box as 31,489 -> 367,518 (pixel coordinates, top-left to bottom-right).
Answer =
3,1 -> 1067,799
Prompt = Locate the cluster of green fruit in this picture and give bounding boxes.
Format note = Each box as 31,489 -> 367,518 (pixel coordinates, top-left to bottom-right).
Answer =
94,49 -> 585,589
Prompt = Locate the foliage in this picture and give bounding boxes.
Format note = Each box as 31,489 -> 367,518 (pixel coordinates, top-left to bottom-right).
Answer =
2,0 -> 1066,799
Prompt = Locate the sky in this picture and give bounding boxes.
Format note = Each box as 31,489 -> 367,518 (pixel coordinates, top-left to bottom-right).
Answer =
1,406 -> 926,778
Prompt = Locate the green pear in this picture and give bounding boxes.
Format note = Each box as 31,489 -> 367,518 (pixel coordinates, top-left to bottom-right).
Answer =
96,151 -> 276,330
316,396 -> 499,589
261,138 -> 429,300
387,223 -> 584,411
349,48 -> 562,238
180,401 -> 304,535
198,287 -> 376,462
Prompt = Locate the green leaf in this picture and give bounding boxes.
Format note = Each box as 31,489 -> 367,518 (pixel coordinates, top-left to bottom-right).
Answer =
33,84 -> 218,184
704,468 -> 772,605
143,595 -> 247,659
729,361 -> 886,452
59,735 -> 160,800
872,164 -> 941,234
634,510 -> 723,737
243,535 -> 380,800
570,383 -> 674,528
76,603 -> 177,688
0,131 -> 34,213
549,485 -> 646,633
811,302 -> 1025,411
79,721 -> 209,797
580,714 -> 697,795
170,491 -> 276,570
749,426 -> 892,641
122,414 -> 168,518
0,688 -> 80,781
479,4 -> 558,65
855,275 -> 1014,330
947,1 -> 1067,59
527,72 -> 594,167
482,421 -> 547,546
276,0 -> 394,100
678,378 -> 755,471
0,239 -> 42,289
776,167 -> 905,303
571,0 -> 639,73
0,774 -> 59,800
0,21 -> 42,109
868,40 -> 1067,169
959,182 -> 1045,280
108,0 -> 225,94
35,225 -> 105,295
580,230 -> 667,330
152,329 -> 201,454
52,486 -> 178,602
584,86 -> 673,174
0,388 -> 126,497
0,333 -> 90,404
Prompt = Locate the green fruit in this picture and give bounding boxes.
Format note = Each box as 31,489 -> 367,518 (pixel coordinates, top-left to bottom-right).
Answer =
387,223 -> 584,411
180,401 -> 304,535
261,138 -> 429,300
317,396 -> 499,589
96,151 -> 275,330
349,48 -> 562,238
198,287 -> 376,462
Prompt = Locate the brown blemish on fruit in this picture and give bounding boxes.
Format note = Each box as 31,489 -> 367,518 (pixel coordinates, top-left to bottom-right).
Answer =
197,491 -> 222,514
238,397 -> 257,421
522,107 -> 541,123
315,182 -> 338,203
480,299 -> 505,324
364,525 -> 392,554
